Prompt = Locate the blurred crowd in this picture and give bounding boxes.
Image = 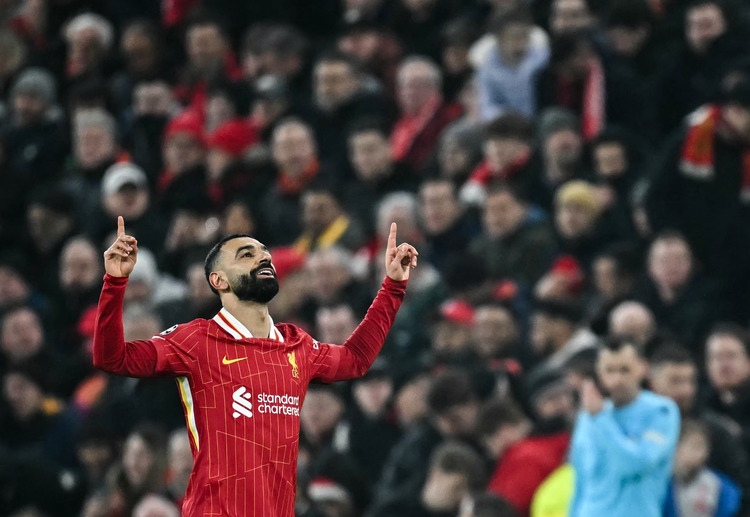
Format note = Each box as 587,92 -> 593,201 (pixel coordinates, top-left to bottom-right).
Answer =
2,0 -> 750,516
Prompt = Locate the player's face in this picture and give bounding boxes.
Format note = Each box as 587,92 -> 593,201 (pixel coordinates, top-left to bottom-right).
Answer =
221,238 -> 279,303
596,345 -> 645,406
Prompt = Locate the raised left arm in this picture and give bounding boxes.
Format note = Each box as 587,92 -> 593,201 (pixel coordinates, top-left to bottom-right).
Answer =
311,222 -> 415,382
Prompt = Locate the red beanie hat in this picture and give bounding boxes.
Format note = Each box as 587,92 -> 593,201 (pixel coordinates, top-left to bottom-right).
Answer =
207,119 -> 259,157
439,298 -> 476,325
164,110 -> 206,147
549,254 -> 585,294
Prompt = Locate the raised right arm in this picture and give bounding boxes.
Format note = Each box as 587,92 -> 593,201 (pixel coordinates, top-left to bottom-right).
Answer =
93,215 -> 166,377
92,274 -> 162,377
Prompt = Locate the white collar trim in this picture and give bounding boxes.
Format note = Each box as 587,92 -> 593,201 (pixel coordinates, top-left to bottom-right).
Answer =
213,308 -> 283,342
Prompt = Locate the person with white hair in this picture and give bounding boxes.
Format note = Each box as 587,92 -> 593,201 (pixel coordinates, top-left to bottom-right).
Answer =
73,108 -> 118,172
258,117 -> 326,245
63,13 -> 114,78
375,192 -> 421,246
64,107 -> 126,224
608,300 -> 656,351
373,191 -> 439,292
56,236 -> 104,345
390,55 -> 462,173
124,247 -> 187,310
370,191 -> 441,365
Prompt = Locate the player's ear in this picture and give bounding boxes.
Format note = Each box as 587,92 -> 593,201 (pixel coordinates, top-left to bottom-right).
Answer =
209,271 -> 228,292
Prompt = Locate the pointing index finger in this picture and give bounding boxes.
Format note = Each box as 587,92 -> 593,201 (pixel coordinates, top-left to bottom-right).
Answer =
388,222 -> 397,250
117,216 -> 125,237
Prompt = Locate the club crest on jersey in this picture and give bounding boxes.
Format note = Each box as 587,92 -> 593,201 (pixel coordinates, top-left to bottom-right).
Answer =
232,386 -> 253,419
287,351 -> 299,378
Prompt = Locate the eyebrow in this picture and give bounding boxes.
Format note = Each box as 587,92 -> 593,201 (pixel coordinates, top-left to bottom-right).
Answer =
234,244 -> 269,259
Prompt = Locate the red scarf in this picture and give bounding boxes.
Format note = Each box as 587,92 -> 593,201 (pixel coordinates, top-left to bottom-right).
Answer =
391,95 -> 442,162
467,148 -> 532,186
174,50 -> 243,116
277,159 -> 320,195
207,180 -> 223,207
557,58 -> 605,141
680,105 -> 750,200
163,0 -> 202,27
157,170 -> 175,194
581,57 -> 605,141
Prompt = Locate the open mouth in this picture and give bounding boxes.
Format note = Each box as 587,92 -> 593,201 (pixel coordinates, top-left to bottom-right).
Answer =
256,267 -> 275,278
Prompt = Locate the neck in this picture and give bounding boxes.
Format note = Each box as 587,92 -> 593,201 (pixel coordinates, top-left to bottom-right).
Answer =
613,391 -> 639,408
656,282 -> 680,303
222,298 -> 272,338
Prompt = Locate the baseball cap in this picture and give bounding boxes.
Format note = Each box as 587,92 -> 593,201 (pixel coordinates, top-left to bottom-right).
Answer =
101,162 -> 148,196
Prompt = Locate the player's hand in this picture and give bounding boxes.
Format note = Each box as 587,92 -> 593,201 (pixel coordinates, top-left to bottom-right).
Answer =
104,216 -> 138,277
580,378 -> 604,415
385,222 -> 418,281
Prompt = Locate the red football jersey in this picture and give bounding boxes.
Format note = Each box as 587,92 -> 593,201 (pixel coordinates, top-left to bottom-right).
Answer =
93,274 -> 406,516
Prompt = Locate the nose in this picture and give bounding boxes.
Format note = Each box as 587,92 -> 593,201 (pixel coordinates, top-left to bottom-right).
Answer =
259,252 -> 273,269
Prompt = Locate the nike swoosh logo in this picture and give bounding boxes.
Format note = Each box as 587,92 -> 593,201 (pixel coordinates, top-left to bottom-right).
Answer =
222,356 -> 247,365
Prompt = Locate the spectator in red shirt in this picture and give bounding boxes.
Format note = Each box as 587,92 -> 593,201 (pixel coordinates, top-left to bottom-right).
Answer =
480,368 -> 574,516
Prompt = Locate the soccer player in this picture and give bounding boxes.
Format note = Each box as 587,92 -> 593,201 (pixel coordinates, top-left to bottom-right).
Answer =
568,335 -> 680,517
93,216 -> 418,516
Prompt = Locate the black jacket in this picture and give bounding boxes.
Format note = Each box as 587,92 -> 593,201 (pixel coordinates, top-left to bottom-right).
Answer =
366,420 -> 444,517
644,125 -> 750,322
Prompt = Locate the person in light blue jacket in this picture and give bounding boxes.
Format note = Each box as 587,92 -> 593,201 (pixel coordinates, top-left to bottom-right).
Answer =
476,6 -> 550,121
569,335 -> 680,517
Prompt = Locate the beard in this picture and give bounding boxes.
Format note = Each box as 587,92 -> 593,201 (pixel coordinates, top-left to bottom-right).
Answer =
232,266 -> 279,303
